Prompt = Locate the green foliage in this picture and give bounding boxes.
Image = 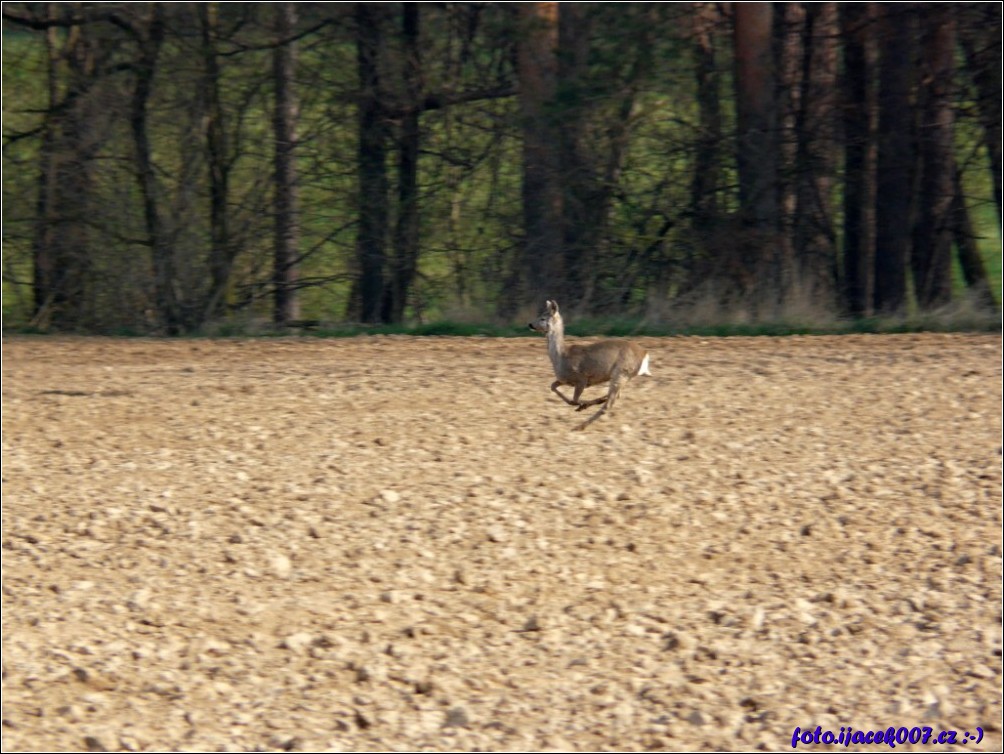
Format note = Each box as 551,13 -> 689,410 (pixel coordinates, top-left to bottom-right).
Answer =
2,30 -> 45,326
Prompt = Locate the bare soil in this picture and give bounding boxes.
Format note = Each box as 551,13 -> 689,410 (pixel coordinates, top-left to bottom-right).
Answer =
2,334 -> 1001,752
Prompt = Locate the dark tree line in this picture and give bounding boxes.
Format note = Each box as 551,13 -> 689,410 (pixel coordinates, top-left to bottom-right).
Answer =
2,2 -> 999,333
729,2 -> 998,318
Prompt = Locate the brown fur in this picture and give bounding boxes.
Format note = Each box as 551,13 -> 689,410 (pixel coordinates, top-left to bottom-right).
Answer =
529,300 -> 650,430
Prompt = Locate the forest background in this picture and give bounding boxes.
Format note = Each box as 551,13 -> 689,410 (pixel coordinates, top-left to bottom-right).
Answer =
2,2 -> 1000,335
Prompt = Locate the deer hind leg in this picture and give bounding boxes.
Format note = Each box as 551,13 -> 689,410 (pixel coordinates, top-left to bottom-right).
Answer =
573,371 -> 625,431
574,392 -> 609,411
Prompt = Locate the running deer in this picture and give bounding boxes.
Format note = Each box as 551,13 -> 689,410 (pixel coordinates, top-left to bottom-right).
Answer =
528,299 -> 650,430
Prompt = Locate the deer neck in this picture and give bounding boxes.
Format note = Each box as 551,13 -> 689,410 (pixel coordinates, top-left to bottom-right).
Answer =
547,316 -> 568,370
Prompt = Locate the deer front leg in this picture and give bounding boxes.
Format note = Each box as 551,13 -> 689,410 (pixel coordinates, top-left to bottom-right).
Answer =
551,381 -> 580,407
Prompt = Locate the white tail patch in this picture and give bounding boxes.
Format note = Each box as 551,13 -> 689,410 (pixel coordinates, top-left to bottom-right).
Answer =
638,353 -> 651,376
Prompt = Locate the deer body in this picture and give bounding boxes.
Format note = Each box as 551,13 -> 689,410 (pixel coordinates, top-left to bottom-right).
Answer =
529,300 -> 650,430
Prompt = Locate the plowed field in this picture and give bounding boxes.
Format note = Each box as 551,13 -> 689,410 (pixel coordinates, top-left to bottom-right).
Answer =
2,334 -> 1001,751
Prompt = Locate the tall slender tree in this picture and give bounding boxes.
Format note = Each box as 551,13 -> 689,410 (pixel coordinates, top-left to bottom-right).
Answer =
355,3 -> 389,323
200,3 -> 234,321
774,1 -> 804,304
733,2 -> 778,307
31,4 -> 64,328
874,4 -> 915,314
30,6 -> 103,329
127,3 -> 179,333
793,2 -> 839,303
690,2 -> 722,231
840,2 -> 876,317
385,2 -> 421,324
911,3 -> 955,309
513,2 -> 562,312
556,1 -> 590,309
273,2 -> 301,326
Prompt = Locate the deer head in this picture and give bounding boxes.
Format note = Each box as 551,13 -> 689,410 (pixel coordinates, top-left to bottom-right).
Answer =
528,300 -> 560,334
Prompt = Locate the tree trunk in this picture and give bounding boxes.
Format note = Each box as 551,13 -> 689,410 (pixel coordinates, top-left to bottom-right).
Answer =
734,2 -> 777,229
557,2 -> 590,310
911,3 -> 955,310
385,2 -> 421,324
130,4 -> 178,334
200,3 -> 233,322
793,2 -> 838,305
514,2 -> 562,312
690,2 -> 721,231
32,9 -> 61,328
873,4 -> 915,314
273,2 -> 301,326
840,2 -> 876,317
32,6 -> 97,330
773,1 -> 804,305
733,2 -> 778,308
355,3 -> 388,324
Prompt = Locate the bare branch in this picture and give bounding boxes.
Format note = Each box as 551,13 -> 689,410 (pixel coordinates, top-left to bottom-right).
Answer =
216,18 -> 337,58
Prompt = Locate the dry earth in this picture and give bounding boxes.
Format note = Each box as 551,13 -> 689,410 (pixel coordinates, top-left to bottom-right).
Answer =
2,333 -> 1002,752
